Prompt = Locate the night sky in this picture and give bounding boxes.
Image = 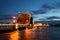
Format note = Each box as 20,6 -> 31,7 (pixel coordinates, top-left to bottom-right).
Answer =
0,0 -> 60,21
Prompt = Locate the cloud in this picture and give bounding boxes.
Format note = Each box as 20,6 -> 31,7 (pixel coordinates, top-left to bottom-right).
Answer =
56,2 -> 60,8
47,16 -> 60,19
33,16 -> 38,18
31,2 -> 60,15
31,10 -> 46,15
37,16 -> 60,22
31,4 -> 54,15
41,4 -> 56,9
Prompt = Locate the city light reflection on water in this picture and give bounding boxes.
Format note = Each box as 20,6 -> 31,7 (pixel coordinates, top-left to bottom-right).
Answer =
9,30 -> 19,40
0,27 -> 60,40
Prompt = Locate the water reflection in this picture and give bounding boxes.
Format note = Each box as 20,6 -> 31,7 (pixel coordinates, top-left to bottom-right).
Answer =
0,27 -> 50,40
24,28 -> 36,40
9,30 -> 19,40
19,27 -> 50,40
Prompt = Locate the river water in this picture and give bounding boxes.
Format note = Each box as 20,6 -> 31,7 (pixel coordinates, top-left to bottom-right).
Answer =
0,27 -> 60,40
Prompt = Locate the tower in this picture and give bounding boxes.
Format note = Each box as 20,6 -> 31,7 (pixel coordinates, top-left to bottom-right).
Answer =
30,16 -> 34,27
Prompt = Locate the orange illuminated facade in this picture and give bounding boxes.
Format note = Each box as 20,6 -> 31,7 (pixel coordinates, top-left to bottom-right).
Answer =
17,13 -> 31,24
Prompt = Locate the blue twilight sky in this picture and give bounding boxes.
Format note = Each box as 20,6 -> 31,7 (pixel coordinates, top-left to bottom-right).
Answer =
0,0 -> 60,21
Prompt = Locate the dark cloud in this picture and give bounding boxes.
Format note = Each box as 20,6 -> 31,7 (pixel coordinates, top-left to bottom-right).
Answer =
42,4 -> 56,9
31,4 -> 54,15
56,3 -> 60,8
31,10 -> 46,15
33,16 -> 38,18
31,3 -> 60,15
37,16 -> 60,22
47,16 -> 60,19
35,20 -> 60,25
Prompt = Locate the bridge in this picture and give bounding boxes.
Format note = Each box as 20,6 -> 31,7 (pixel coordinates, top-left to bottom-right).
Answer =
0,12 -> 34,32
0,24 -> 30,31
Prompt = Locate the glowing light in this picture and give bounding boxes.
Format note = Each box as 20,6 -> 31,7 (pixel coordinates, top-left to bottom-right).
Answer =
13,20 -> 16,23
16,24 -> 18,29
17,13 -> 31,24
34,23 -> 42,27
13,16 -> 16,19
34,23 -> 49,27
9,30 -> 19,40
34,24 -> 36,27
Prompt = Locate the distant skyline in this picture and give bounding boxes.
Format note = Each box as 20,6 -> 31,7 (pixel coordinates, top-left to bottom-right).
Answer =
0,0 -> 60,21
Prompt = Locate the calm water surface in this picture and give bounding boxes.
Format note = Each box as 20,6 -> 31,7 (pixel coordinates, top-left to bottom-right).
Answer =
0,27 -> 60,40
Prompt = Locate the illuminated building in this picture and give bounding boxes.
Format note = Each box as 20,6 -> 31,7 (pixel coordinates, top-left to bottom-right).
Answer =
17,12 -> 34,25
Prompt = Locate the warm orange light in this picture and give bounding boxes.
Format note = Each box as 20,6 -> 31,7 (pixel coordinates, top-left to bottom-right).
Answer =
13,16 -> 16,19
16,24 -> 18,29
34,23 -> 42,27
43,24 -> 49,27
17,13 -> 31,24
34,23 -> 49,27
9,30 -> 19,40
13,20 -> 16,23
